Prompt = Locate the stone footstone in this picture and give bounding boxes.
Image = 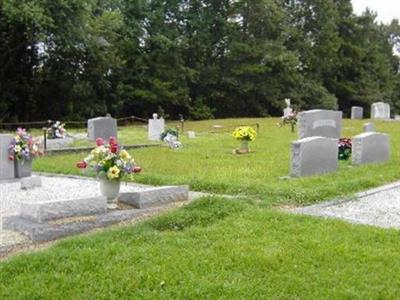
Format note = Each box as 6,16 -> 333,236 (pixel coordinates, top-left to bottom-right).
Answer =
19,196 -> 107,223
363,122 -> 375,133
118,186 -> 189,208
352,132 -> 390,166
20,176 -> 42,190
291,136 -> 338,177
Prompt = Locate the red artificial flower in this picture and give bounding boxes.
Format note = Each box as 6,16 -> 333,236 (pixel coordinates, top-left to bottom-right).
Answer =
96,138 -> 105,147
8,155 -> 14,161
110,144 -> 118,153
76,161 -> 87,169
109,136 -> 117,145
133,166 -> 142,173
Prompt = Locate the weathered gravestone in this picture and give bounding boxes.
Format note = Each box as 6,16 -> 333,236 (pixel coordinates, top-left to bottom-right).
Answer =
352,132 -> 390,165
298,110 -> 342,139
148,113 -> 165,141
0,134 -> 15,180
291,137 -> 338,177
351,106 -> 363,119
371,102 -> 390,119
363,122 -> 375,133
87,116 -> 118,142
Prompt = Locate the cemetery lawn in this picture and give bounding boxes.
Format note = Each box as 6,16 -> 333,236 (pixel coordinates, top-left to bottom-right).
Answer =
35,118 -> 400,205
2,197 -> 400,299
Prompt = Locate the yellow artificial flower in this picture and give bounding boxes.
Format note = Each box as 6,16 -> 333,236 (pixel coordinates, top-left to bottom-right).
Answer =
120,149 -> 131,161
107,166 -> 120,180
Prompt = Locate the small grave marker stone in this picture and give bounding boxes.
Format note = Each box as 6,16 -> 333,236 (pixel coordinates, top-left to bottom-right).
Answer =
298,110 -> 342,139
148,113 -> 165,141
87,116 -> 118,141
291,136 -> 338,177
363,122 -> 375,133
187,131 -> 196,139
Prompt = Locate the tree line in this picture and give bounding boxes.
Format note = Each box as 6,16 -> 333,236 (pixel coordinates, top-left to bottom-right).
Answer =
1,0 -> 400,122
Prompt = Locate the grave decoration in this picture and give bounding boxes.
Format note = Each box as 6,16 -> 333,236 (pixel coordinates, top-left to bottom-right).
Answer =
8,128 -> 42,178
46,121 -> 67,139
279,111 -> 298,133
161,128 -> 183,149
76,137 -> 141,201
338,138 -> 352,160
232,126 -> 257,154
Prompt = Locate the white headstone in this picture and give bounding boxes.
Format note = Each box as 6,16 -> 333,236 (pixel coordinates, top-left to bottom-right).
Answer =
87,116 -> 118,141
0,134 -> 15,180
371,102 -> 390,119
351,106 -> 363,119
148,113 -> 165,141
187,131 -> 196,139
283,98 -> 293,117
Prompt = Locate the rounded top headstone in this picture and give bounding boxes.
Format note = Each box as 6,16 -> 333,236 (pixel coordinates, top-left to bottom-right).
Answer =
152,113 -> 158,119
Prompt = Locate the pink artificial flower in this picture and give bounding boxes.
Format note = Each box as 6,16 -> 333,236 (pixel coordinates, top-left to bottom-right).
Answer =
16,127 -> 26,136
76,161 -> 87,169
8,155 -> 14,161
109,136 -> 117,146
96,138 -> 105,147
110,143 -> 118,153
133,166 -> 142,173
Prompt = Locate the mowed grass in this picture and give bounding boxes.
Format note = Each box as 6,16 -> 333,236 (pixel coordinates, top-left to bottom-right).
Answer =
2,118 -> 400,299
34,118 -> 400,205
2,198 -> 400,299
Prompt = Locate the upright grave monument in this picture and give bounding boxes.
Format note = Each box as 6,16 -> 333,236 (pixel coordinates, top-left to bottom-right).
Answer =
283,98 -> 293,117
298,109 -> 342,139
352,132 -> 390,165
88,115 -> 118,142
0,134 -> 15,180
351,106 -> 363,119
148,113 -> 165,141
371,102 -> 390,119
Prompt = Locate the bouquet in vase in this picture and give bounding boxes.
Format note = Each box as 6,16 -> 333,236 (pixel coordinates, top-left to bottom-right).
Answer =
8,128 -> 42,162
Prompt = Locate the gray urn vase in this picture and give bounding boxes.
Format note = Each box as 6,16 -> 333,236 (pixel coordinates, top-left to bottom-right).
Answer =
14,159 -> 32,178
99,178 -> 121,201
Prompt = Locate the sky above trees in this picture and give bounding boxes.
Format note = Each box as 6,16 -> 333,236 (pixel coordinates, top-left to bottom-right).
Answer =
352,0 -> 400,23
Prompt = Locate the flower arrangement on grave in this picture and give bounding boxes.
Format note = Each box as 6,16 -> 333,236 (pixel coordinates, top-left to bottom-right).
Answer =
76,137 -> 141,200
8,128 -> 42,162
232,126 -> 257,154
338,138 -> 352,160
160,128 -> 183,149
279,111 -> 298,133
46,121 -> 67,139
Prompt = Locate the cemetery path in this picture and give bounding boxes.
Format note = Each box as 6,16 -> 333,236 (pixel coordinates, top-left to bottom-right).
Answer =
291,181 -> 400,229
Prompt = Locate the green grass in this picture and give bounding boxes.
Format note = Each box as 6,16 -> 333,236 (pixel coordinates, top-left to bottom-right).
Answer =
2,197 -> 400,299
2,118 -> 400,299
35,118 -> 400,205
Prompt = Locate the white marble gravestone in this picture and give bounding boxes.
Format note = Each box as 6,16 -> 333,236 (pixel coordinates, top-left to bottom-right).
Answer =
352,132 -> 390,165
371,102 -> 390,119
351,106 -> 363,119
283,98 -> 293,117
298,110 -> 342,139
87,116 -> 118,142
291,136 -> 338,177
187,131 -> 196,139
0,134 -> 15,180
148,113 -> 165,141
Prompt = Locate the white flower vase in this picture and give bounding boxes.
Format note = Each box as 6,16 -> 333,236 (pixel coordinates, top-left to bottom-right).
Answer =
99,178 -> 121,202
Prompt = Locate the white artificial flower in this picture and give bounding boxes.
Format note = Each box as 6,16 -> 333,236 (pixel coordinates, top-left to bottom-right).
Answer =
14,145 -> 22,153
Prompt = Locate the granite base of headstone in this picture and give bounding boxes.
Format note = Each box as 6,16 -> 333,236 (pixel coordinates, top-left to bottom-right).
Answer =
298,110 -> 342,139
0,134 -> 15,180
363,123 -> 375,133
351,106 -> 363,119
87,116 -> 118,141
291,136 -> 338,177
371,102 -> 390,119
352,132 -> 390,165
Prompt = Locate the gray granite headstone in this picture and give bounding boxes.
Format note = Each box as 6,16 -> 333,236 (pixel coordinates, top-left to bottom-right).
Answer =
87,116 -> 118,142
352,132 -> 390,165
371,102 -> 390,119
298,110 -> 342,139
291,136 -> 338,177
0,134 -> 15,180
351,106 -> 363,119
148,113 -> 165,141
363,122 -> 375,133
